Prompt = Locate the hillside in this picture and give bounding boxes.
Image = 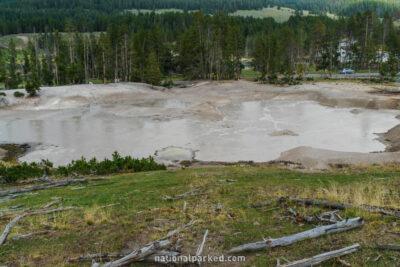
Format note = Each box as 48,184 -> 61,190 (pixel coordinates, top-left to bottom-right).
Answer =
0,165 -> 400,266
276,0 -> 400,16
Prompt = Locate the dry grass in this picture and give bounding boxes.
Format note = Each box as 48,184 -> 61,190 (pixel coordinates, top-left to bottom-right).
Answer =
0,166 -> 399,266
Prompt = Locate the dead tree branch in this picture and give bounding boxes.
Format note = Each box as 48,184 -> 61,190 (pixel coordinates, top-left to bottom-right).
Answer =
228,217 -> 364,254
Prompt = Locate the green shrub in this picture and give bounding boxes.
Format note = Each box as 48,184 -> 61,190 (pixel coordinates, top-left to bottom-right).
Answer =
0,92 -> 5,96
0,152 -> 166,183
56,151 -> 166,176
13,91 -> 25,98
0,162 -> 44,183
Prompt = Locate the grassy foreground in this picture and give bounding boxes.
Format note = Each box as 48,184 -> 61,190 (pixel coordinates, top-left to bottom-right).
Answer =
1,165 -> 400,266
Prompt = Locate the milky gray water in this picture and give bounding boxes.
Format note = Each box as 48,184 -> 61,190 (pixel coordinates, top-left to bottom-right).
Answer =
1,94 -> 398,166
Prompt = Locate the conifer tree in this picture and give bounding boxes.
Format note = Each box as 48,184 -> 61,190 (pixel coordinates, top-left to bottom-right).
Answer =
144,51 -> 162,86
8,40 -> 20,89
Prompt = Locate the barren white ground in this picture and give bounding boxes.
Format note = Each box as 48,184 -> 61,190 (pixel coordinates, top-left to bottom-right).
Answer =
1,81 -> 399,168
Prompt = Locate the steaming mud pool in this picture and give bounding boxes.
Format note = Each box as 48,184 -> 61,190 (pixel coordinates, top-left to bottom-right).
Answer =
1,80 -> 400,169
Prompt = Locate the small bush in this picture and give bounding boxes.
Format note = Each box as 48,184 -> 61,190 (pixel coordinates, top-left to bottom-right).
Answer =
0,162 -> 44,183
13,91 -> 25,98
0,151 -> 166,183
0,92 -> 6,96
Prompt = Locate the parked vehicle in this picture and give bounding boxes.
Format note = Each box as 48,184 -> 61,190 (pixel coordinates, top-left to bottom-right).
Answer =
340,68 -> 355,74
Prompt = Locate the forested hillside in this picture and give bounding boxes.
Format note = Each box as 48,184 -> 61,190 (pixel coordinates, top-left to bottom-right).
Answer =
1,9 -> 399,94
277,0 -> 400,16
1,0 -> 400,35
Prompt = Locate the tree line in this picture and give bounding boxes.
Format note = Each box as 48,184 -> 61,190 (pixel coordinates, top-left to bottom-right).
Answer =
1,10 -> 400,94
2,0 -> 400,36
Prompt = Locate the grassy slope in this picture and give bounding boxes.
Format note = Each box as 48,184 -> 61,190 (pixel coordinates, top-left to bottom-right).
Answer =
1,165 -> 400,266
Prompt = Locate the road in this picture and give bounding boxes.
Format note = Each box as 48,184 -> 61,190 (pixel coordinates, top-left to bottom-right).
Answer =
304,73 -> 380,79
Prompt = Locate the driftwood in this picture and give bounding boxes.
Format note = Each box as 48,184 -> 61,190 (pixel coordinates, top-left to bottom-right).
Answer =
163,188 -> 203,201
228,217 -> 364,254
196,230 -> 209,256
43,200 -> 61,209
0,206 -> 75,245
281,243 -> 360,267
98,239 -> 171,267
11,230 -> 54,240
0,213 -> 27,245
0,206 -> 75,219
378,244 -> 400,251
69,253 -> 128,262
288,197 -> 400,217
0,178 -> 108,197
97,220 -> 197,267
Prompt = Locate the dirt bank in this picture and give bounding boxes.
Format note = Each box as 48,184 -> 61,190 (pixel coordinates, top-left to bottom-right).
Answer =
277,146 -> 400,169
377,124 -> 400,152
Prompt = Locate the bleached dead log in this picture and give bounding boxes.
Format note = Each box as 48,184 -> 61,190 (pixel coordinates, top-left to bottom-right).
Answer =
378,244 -> 400,251
11,230 -> 54,240
288,197 -> 400,217
280,243 -> 360,267
99,220 -> 197,267
163,188 -> 203,201
228,217 -> 364,254
43,200 -> 61,209
1,206 -> 76,219
0,178 -> 108,197
69,253 -> 128,262
196,230 -> 209,256
0,213 -> 27,245
99,239 -> 171,267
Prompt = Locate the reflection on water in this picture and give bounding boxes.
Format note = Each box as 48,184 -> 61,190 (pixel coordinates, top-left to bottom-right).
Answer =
0,100 -> 398,165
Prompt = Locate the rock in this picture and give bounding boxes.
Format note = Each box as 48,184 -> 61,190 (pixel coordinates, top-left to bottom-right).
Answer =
269,129 -> 298,136
154,146 -> 196,166
350,109 -> 362,114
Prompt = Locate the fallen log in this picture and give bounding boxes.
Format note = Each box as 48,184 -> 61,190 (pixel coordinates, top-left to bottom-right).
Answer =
163,188 -> 203,201
98,220 -> 197,267
98,239 -> 171,267
0,178 -> 108,197
281,243 -> 360,267
0,206 -> 75,245
378,244 -> 400,251
1,206 -> 76,219
0,213 -> 27,245
11,230 -> 54,240
43,200 -> 61,209
288,197 -> 400,217
196,229 -> 209,256
228,217 -> 364,254
69,253 -> 128,262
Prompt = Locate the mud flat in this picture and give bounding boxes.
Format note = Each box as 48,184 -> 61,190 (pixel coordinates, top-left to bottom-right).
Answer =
0,81 -> 400,168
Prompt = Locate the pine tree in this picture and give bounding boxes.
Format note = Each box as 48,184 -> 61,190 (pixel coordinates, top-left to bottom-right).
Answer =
8,40 -> 20,89
0,51 -> 6,84
144,51 -> 162,86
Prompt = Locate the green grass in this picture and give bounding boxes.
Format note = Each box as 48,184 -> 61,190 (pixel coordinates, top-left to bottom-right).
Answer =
125,8 -> 196,15
240,69 -> 260,80
1,165 -> 400,266
230,7 -> 298,22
